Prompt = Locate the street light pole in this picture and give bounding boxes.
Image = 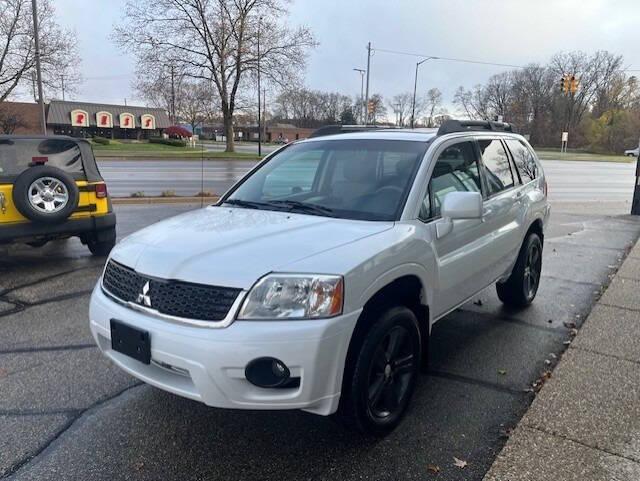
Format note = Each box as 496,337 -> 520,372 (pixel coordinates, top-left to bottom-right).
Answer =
411,56 -> 436,129
31,0 -> 46,134
257,17 -> 262,157
353,68 -> 365,124
364,42 -> 371,125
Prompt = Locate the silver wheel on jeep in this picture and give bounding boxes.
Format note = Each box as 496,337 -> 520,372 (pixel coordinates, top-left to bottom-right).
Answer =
28,177 -> 70,214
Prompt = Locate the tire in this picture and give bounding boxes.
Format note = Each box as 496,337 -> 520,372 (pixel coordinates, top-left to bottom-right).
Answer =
86,228 -> 116,256
497,232 -> 543,307
335,306 -> 421,436
12,166 -> 79,224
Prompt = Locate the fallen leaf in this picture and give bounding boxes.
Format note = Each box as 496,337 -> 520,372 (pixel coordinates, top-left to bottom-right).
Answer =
453,457 -> 468,469
473,299 -> 483,306
499,428 -> 513,439
563,321 -> 576,329
544,359 -> 551,365
498,369 -> 507,376
133,461 -> 145,471
550,353 -> 557,359
563,340 -> 571,346
427,464 -> 440,474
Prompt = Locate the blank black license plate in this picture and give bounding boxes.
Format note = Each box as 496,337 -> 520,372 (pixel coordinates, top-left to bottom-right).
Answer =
110,319 -> 151,364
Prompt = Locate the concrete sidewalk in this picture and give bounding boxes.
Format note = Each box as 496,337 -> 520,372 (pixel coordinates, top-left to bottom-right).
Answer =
484,240 -> 640,481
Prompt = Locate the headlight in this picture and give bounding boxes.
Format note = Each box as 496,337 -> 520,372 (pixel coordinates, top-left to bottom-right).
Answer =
238,274 -> 344,320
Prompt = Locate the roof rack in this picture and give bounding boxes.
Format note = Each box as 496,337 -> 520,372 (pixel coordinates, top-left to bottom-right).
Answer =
309,124 -> 400,138
436,119 -> 515,136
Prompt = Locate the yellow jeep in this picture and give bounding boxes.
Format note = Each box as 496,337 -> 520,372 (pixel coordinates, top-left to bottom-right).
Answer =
0,136 -> 116,256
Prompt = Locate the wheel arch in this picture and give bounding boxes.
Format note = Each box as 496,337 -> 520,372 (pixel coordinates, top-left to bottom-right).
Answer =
344,273 -> 431,382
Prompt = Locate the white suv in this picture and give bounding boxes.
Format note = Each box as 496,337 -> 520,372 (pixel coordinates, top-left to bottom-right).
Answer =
90,120 -> 549,435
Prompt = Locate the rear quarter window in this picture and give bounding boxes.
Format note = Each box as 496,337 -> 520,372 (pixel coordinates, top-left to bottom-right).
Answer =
504,138 -> 539,183
0,139 -> 84,181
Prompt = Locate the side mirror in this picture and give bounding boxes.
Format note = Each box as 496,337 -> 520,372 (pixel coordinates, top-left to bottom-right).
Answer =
436,191 -> 483,238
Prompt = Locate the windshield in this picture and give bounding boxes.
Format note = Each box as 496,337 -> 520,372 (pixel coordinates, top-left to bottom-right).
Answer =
224,139 -> 428,221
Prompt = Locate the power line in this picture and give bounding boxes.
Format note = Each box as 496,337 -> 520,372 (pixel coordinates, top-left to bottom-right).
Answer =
372,46 -> 640,72
372,47 -> 526,69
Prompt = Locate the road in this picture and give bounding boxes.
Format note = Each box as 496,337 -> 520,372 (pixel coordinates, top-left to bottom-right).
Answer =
1,200 -> 639,480
98,158 -> 638,203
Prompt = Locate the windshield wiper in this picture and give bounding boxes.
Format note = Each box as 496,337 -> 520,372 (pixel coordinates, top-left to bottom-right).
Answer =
223,198 -> 274,210
268,200 -> 336,217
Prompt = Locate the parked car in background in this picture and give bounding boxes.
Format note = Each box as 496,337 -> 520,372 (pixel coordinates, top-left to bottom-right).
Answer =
0,136 -> 116,255
624,147 -> 639,157
90,120 -> 549,435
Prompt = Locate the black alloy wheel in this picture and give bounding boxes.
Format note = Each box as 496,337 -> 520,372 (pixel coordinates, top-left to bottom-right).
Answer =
335,306 -> 421,436
367,325 -> 415,420
497,232 -> 543,307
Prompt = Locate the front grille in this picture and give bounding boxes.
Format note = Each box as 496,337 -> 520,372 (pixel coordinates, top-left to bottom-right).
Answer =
102,260 -> 241,321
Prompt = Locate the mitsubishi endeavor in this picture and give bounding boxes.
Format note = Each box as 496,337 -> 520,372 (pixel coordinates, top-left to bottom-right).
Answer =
90,120 -> 549,435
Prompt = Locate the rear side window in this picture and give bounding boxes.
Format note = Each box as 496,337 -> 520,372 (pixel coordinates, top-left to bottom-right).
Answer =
0,139 -> 84,181
505,139 -> 538,183
478,139 -> 514,195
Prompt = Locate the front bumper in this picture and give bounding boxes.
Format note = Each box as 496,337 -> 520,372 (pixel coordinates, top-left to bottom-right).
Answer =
0,212 -> 116,243
89,285 -> 360,416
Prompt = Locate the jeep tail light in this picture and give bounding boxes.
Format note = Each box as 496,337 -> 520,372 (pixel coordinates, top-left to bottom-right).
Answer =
95,183 -> 108,199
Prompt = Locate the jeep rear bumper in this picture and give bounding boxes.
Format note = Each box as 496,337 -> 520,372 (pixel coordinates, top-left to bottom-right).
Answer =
0,212 -> 116,243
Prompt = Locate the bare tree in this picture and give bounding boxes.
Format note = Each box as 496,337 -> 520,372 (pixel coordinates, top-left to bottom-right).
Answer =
388,93 -> 413,126
115,0 -> 316,152
0,101 -> 26,133
453,85 -> 491,120
273,88 -> 352,127
368,93 -> 386,125
0,0 -> 80,102
179,81 -> 218,132
423,88 -> 442,127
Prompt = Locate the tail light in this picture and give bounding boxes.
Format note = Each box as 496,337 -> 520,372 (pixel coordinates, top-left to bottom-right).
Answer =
95,183 -> 108,199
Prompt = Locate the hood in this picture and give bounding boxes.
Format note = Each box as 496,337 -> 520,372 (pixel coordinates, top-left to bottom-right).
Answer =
111,206 -> 393,288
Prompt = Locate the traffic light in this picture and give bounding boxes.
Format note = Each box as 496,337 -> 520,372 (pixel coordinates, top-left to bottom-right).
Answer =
560,75 -> 569,93
367,100 -> 374,114
569,75 -> 579,93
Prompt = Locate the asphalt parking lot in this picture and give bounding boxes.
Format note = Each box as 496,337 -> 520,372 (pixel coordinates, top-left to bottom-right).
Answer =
1,201 -> 639,481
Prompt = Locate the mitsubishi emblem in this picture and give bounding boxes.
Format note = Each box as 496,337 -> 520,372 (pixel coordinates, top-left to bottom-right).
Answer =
137,281 -> 152,307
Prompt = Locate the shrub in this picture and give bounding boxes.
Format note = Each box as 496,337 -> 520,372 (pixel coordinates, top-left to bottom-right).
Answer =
130,191 -> 146,198
195,190 -> 214,197
149,137 -> 187,147
164,125 -> 193,138
160,190 -> 177,197
92,136 -> 110,145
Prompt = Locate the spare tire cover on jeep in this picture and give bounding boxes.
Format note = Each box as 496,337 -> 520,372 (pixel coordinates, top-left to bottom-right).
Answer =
12,166 -> 80,224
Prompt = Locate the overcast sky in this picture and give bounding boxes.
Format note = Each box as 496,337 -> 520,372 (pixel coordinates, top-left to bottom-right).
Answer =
43,0 -> 640,113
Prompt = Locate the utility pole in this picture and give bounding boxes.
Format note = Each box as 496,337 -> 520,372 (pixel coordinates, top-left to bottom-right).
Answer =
632,136 -> 640,215
364,42 -> 371,125
170,64 -> 176,124
262,88 -> 266,143
60,74 -> 65,101
353,68 -> 365,124
257,17 -> 262,156
31,0 -> 46,134
411,57 -> 436,129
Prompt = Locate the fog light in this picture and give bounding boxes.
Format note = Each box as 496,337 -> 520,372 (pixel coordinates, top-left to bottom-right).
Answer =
245,357 -> 291,388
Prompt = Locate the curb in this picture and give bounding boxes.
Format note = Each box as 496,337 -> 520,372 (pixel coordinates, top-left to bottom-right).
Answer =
112,196 -> 219,205
482,235 -> 640,481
